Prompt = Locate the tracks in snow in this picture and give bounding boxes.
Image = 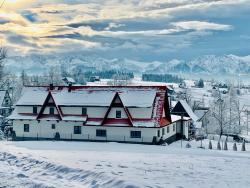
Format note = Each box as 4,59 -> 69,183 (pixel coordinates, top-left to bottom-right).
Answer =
0,152 -> 137,188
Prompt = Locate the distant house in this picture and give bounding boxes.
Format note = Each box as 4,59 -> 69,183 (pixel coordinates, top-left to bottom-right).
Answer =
62,77 -> 76,85
0,90 -> 12,117
8,85 -> 189,144
194,108 -> 209,135
171,100 -> 198,139
89,76 -> 100,82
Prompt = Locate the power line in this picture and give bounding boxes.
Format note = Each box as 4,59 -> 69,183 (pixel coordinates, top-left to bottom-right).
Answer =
0,0 -> 5,9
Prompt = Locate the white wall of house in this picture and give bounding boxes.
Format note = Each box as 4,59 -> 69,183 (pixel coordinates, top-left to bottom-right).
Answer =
16,106 -> 153,119
108,107 -> 128,118
60,106 -> 108,117
43,107 -> 59,114
13,120 -> 177,143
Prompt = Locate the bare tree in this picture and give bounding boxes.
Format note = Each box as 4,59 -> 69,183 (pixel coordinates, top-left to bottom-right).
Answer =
209,87 -> 243,136
20,70 -> 29,86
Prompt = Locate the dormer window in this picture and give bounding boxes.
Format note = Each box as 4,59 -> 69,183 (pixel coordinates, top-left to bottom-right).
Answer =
116,110 -> 121,118
33,106 -> 37,114
50,107 -> 54,115
82,107 -> 87,116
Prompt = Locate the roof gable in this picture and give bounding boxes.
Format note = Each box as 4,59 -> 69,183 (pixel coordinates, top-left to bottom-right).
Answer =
37,92 -> 62,120
102,92 -> 133,126
171,100 -> 198,121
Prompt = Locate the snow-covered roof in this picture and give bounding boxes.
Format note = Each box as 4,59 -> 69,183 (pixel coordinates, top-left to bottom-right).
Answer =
11,86 -> 169,127
8,109 -> 37,120
16,88 -> 47,106
194,109 -> 208,120
62,116 -> 87,122
17,87 -> 157,108
171,114 -> 190,122
119,90 -> 156,107
133,120 -> 155,127
52,90 -> 115,107
179,100 -> 199,122
63,77 -> 76,83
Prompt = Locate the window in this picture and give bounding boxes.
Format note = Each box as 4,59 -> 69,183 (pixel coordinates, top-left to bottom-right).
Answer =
51,124 -> 56,129
24,124 -> 29,132
162,128 -> 165,135
74,126 -> 81,134
157,130 -> 160,137
82,107 -> 87,116
167,126 -> 170,133
130,131 -> 141,138
49,107 -> 54,114
116,110 -> 121,118
173,124 -> 175,132
96,129 -> 106,137
33,106 -> 37,114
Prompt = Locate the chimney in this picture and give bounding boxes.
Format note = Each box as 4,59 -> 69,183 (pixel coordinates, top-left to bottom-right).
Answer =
49,83 -> 54,91
68,83 -> 72,92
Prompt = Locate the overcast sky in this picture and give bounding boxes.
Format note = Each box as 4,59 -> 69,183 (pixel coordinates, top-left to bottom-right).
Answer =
0,0 -> 249,61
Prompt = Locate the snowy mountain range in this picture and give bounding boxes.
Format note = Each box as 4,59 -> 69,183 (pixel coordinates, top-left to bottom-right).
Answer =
4,54 -> 250,75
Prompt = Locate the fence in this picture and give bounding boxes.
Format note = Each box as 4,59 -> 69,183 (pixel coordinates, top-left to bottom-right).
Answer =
16,133 -> 152,143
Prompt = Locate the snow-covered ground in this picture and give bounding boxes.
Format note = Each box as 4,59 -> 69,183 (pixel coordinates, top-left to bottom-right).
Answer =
1,140 -> 250,188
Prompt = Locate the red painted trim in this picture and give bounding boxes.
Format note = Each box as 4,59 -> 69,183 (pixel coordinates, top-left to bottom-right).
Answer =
132,118 -> 152,121
38,114 -> 61,119
102,118 -> 132,125
19,113 -> 37,116
16,105 -> 43,107
24,85 -> 168,91
62,114 -> 88,117
87,118 -> 103,121
82,123 -> 172,128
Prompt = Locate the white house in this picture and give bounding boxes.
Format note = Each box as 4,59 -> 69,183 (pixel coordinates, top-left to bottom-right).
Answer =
8,85 -> 190,144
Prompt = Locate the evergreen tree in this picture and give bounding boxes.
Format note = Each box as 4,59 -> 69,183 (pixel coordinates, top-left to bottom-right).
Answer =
197,79 -> 204,88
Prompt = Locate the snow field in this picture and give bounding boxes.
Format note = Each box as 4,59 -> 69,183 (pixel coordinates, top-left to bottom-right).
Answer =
1,140 -> 250,188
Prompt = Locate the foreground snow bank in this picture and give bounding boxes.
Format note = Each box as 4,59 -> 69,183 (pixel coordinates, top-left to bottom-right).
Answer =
0,151 -> 133,188
1,140 -> 250,188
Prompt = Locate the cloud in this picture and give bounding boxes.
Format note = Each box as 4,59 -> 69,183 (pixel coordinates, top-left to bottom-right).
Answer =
0,0 -> 248,60
171,21 -> 233,31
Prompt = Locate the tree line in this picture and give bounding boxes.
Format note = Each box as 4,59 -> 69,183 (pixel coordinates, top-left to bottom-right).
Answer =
142,73 -> 183,83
